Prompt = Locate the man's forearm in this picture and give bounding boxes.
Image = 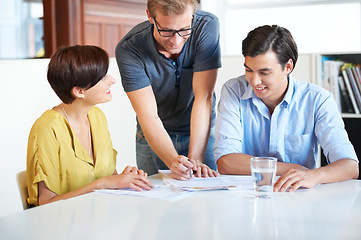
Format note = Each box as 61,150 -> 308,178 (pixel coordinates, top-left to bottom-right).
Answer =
217,153 -> 254,175
138,115 -> 178,168
126,87 -> 180,168
189,69 -> 218,162
218,153 -> 310,175
315,158 -> 359,184
188,98 -> 212,161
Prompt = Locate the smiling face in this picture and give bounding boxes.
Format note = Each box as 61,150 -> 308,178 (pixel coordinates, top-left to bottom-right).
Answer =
82,74 -> 116,105
147,5 -> 193,58
244,51 -> 293,112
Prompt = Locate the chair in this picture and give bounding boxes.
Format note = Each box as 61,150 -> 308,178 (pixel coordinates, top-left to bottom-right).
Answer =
16,170 -> 31,210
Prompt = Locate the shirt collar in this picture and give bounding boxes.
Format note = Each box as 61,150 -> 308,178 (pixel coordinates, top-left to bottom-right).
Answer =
282,74 -> 294,106
65,114 -> 94,165
240,82 -> 254,100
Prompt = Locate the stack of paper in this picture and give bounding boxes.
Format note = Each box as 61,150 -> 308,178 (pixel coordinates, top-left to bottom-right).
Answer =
158,170 -> 254,191
94,185 -> 187,200
94,171 -> 254,200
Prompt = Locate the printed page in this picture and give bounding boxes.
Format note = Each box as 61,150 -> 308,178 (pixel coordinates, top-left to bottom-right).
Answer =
94,185 -> 189,200
159,170 -> 254,191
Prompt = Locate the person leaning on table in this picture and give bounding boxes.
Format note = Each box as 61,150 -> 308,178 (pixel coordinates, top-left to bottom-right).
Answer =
27,45 -> 153,207
214,25 -> 359,192
115,0 -> 220,180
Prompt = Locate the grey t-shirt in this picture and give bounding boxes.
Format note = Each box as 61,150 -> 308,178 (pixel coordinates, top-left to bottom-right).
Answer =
115,10 -> 221,134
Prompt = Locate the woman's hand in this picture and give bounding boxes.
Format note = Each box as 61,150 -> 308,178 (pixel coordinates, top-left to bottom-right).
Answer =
38,166 -> 154,206
122,165 -> 148,177
100,166 -> 153,191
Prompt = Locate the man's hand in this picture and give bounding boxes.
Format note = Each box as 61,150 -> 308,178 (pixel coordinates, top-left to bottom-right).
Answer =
273,168 -> 320,192
170,155 -> 194,180
189,159 -> 219,178
170,156 -> 219,180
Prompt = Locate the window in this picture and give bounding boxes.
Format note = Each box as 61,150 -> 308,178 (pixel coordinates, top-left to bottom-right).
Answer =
0,0 -> 43,59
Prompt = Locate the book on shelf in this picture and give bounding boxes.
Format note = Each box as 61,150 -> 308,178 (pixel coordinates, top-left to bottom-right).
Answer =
338,76 -> 355,113
346,66 -> 361,110
322,59 -> 361,114
322,60 -> 344,112
341,64 -> 360,114
352,65 -> 361,91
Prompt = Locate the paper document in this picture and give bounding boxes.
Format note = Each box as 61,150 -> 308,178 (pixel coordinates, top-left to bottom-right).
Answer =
94,185 -> 188,200
159,170 -> 254,191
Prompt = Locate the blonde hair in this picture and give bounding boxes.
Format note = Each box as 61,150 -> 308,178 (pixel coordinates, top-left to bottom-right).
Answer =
147,0 -> 198,18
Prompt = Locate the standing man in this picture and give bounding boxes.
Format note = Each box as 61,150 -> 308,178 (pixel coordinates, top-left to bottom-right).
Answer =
215,25 -> 359,191
115,0 -> 220,180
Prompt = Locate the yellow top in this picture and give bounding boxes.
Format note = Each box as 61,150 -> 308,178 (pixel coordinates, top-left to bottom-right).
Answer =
26,106 -> 117,206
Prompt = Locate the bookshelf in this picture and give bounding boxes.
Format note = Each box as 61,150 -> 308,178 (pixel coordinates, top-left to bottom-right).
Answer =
317,52 -> 361,116
317,52 -> 361,179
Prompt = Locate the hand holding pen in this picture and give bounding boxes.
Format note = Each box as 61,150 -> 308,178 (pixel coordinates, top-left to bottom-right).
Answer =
170,155 -> 219,180
170,155 -> 194,180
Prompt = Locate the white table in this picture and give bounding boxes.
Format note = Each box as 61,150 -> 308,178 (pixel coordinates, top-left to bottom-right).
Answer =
1,175 -> 360,240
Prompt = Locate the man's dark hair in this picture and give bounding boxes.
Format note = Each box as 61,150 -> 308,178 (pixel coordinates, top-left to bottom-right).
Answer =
242,25 -> 298,71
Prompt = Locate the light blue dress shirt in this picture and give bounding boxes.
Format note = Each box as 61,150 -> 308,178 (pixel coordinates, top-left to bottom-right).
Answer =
214,75 -> 358,169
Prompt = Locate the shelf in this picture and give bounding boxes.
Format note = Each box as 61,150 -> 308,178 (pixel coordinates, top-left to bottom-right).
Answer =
320,52 -> 361,63
341,113 -> 361,118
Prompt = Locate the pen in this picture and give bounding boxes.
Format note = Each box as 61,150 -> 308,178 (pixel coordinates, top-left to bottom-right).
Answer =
187,158 -> 193,178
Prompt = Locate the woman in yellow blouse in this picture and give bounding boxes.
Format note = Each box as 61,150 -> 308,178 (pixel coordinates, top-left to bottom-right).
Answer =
27,45 -> 153,206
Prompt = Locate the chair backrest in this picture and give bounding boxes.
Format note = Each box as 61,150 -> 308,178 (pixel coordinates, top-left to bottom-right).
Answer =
16,170 -> 31,210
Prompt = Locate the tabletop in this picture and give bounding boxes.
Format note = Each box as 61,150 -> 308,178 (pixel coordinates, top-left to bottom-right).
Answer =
0,175 -> 360,240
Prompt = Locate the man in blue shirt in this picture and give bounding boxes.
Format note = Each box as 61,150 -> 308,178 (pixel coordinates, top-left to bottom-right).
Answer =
215,25 -> 359,191
116,0 -> 220,180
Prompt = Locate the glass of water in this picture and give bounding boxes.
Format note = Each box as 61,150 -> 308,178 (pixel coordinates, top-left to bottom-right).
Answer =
250,157 -> 277,199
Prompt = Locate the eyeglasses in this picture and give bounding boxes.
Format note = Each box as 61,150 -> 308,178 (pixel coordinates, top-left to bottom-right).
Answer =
153,18 -> 193,37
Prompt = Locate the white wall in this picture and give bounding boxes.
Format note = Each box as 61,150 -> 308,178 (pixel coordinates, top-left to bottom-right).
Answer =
202,0 -> 361,55
0,54 -> 312,217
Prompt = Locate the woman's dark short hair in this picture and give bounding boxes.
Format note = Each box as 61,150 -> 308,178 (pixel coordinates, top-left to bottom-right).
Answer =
47,45 -> 109,104
242,25 -> 298,71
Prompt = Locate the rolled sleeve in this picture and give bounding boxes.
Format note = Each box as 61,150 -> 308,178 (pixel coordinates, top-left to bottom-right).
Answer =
214,79 -> 244,161
315,94 -> 358,163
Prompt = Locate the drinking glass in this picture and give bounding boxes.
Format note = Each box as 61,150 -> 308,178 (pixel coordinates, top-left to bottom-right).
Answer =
250,157 -> 277,199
